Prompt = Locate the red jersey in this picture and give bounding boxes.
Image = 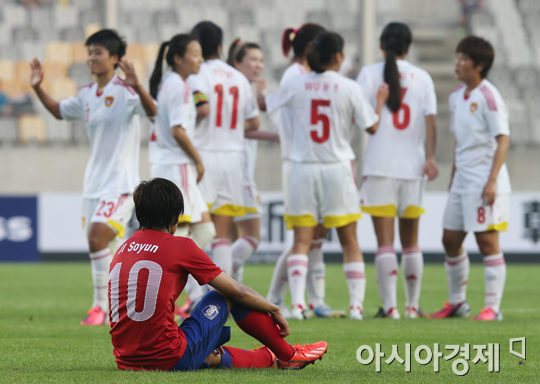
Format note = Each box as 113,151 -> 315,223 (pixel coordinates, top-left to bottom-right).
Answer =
108,229 -> 222,370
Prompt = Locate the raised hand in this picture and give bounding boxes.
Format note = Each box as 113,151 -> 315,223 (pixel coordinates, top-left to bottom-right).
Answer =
256,78 -> 267,94
118,59 -> 140,88
30,58 -> 44,89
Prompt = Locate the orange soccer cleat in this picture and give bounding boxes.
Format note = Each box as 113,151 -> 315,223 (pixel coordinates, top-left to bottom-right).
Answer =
277,341 -> 328,370
471,307 -> 503,321
80,306 -> 108,326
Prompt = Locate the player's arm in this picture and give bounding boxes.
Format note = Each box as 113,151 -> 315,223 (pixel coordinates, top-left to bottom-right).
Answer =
244,129 -> 279,142
482,134 -> 509,205
171,126 -> 205,183
208,272 -> 290,337
423,114 -> 439,180
193,92 -> 210,123
244,116 -> 260,132
30,58 -> 62,119
365,84 -> 389,134
118,59 -> 157,117
449,140 -> 457,191
256,79 -> 267,111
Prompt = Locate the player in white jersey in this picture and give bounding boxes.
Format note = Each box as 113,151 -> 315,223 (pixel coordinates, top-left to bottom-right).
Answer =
225,39 -> 279,283
30,30 -> 157,325
262,31 -> 388,320
430,36 -> 510,321
147,33 -> 217,317
259,24 -> 344,319
187,22 -> 260,276
356,22 -> 439,320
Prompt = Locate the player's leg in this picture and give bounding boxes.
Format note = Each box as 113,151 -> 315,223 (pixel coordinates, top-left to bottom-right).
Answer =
471,194 -> 508,321
267,245 -> 291,304
306,224 -> 326,311
211,214 -> 235,275
336,221 -> 366,320
399,218 -> 425,318
231,216 -> 260,282
288,226 -> 315,318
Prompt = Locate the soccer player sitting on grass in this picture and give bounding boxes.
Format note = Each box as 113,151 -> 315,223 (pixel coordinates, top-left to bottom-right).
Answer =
108,178 -> 327,371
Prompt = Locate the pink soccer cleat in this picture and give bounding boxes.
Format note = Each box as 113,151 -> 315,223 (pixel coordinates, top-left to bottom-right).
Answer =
429,301 -> 470,319
80,306 -> 108,326
277,341 -> 328,370
174,297 -> 193,319
471,307 -> 503,321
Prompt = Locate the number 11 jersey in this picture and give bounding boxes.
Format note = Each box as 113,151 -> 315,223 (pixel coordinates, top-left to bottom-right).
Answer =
357,60 -> 437,180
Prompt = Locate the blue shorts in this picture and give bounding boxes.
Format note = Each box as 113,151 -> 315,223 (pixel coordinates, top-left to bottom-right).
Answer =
170,291 -> 231,371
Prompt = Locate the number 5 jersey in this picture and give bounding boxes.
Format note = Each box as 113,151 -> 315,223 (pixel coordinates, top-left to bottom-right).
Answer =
357,60 -> 437,180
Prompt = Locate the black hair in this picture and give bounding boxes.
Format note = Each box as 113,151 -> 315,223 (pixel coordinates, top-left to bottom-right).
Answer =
282,23 -> 326,59
456,35 -> 495,79
149,34 -> 198,99
134,178 -> 184,231
307,31 -> 344,73
191,21 -> 223,60
226,38 -> 262,66
85,29 -> 126,69
380,22 -> 412,113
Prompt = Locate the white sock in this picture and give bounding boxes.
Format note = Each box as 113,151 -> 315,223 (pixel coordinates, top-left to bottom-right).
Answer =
231,235 -> 259,282
267,246 -> 290,303
401,247 -> 423,311
307,239 -> 325,309
445,251 -> 469,305
190,222 -> 216,250
287,254 -> 309,309
343,262 -> 366,312
175,226 -> 190,237
185,274 -> 205,303
89,248 -> 112,311
211,239 -> 232,275
375,247 -> 398,313
483,254 -> 506,313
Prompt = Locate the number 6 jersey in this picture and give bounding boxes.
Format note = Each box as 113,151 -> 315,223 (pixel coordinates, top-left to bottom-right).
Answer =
357,60 -> 437,180
266,70 -> 378,163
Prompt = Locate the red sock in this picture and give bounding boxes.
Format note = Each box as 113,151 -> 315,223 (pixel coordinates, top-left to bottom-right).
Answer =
221,346 -> 272,368
231,305 -> 294,362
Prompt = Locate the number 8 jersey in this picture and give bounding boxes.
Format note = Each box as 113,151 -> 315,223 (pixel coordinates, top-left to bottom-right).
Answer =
357,60 -> 437,180
266,70 -> 378,163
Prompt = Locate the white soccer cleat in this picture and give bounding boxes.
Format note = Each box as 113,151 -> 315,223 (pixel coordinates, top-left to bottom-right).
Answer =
374,307 -> 401,319
349,308 -> 364,320
275,300 -> 293,319
289,305 -> 305,320
404,306 -> 427,319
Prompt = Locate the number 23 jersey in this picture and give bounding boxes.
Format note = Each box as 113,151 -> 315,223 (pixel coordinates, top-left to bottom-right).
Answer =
357,60 -> 437,180
266,70 -> 378,163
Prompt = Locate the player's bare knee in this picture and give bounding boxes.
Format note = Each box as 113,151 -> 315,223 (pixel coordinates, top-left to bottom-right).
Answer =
87,233 -> 108,252
476,236 -> 499,256
204,350 -> 222,367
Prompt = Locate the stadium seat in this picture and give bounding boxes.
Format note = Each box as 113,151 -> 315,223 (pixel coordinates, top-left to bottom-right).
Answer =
18,114 -> 47,144
3,80 -> 27,99
144,43 -> 161,67
45,42 -> 74,67
16,61 -> 32,86
72,42 -> 88,64
0,118 -> 18,145
125,43 -> 146,65
60,27 -> 86,43
42,62 -> 69,81
49,78 -> 78,100
84,23 -> 102,39
0,60 -> 16,82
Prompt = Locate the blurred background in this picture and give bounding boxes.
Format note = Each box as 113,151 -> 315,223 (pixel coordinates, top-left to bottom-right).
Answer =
0,0 -> 538,261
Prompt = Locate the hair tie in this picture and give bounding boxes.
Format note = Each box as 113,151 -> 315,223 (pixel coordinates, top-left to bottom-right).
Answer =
293,28 -> 299,34
236,40 -> 242,46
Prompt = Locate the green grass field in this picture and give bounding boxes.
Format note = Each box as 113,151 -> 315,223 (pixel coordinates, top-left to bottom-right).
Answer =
0,262 -> 537,383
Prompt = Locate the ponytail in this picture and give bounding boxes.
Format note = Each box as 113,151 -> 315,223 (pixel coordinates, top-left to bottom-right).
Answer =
380,22 -> 412,113
227,38 -> 262,68
307,31 -> 344,73
282,23 -> 325,59
149,34 -> 199,99
227,38 -> 241,66
149,41 -> 169,100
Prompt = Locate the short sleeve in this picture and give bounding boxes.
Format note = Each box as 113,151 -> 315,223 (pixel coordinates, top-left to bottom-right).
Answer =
243,78 -> 259,120
481,86 -> 510,137
126,93 -> 147,116
180,239 -> 222,285
265,82 -> 295,114
167,84 -> 187,128
186,73 -> 209,96
59,92 -> 84,121
423,73 -> 437,116
351,82 -> 379,130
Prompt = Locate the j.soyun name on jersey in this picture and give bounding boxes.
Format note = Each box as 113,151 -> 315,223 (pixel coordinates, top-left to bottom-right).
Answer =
119,241 -> 159,254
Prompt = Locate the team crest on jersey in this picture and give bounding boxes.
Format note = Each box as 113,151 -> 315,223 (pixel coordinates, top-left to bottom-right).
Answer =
105,96 -> 114,107
202,305 -> 219,320
470,102 -> 478,113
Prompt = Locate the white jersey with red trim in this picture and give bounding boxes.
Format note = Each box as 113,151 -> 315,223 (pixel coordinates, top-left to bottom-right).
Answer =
59,74 -> 144,198
187,59 -> 258,152
268,63 -> 310,160
357,60 -> 437,180
149,71 -> 196,165
449,79 -> 511,194
266,70 -> 378,163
